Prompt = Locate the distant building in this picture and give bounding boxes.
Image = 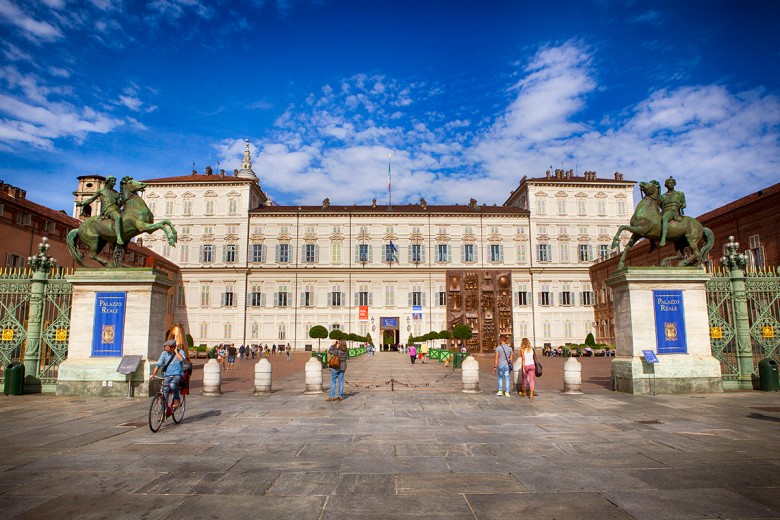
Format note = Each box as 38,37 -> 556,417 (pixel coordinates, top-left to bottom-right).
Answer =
589,182 -> 780,345
132,140 -> 634,351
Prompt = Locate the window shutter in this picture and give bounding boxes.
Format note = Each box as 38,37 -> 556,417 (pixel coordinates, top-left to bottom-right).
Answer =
473,246 -> 478,262
558,292 -> 562,305
421,245 -> 426,263
273,292 -> 278,307
447,245 -> 452,262
408,245 -> 412,263
461,244 -> 465,262
368,245 -> 373,262
199,245 -> 204,262
354,245 -> 360,262
408,292 -> 413,306
368,293 -> 373,305
315,244 -> 319,263
275,245 -> 280,262
514,291 -> 519,305
422,292 -> 427,306
354,291 -> 359,303
301,244 -> 306,261
499,245 -> 504,262
341,292 -> 346,306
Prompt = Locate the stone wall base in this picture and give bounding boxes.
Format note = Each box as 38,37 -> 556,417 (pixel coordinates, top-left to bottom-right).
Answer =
57,358 -> 153,397
611,356 -> 723,394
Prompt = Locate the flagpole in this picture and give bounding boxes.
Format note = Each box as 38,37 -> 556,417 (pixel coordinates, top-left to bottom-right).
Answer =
387,152 -> 392,208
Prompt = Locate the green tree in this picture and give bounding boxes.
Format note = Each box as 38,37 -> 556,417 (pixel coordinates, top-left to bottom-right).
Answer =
439,330 -> 452,348
309,325 -> 329,352
453,324 -> 473,348
383,330 -> 394,344
329,329 -> 345,341
585,333 -> 596,347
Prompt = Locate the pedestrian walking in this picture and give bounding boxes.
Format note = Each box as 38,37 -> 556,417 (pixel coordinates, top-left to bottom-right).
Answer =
285,344 -> 291,361
518,337 -> 536,399
492,334 -> 513,397
238,345 -> 245,360
326,340 -> 348,401
227,344 -> 237,370
409,344 -> 417,364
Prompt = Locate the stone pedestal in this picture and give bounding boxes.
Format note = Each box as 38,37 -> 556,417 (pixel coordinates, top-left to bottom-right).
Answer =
57,268 -> 174,397
608,267 -> 722,394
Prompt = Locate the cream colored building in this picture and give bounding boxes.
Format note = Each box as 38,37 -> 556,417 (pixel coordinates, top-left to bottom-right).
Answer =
134,143 -> 634,350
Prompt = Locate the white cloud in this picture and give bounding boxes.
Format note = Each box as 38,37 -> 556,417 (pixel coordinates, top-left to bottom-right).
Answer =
0,0 -> 63,41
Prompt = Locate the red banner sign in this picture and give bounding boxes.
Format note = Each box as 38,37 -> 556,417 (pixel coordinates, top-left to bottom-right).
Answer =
358,306 -> 369,320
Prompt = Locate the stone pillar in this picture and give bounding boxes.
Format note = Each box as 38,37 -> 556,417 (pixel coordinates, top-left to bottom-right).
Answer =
202,358 -> 222,396
608,267 -> 722,394
563,357 -> 583,394
304,357 -> 323,394
513,363 -> 522,393
57,268 -> 174,397
461,355 -> 480,393
253,358 -> 272,395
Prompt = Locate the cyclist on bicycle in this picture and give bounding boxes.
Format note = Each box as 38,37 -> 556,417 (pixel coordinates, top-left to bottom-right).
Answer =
149,339 -> 186,410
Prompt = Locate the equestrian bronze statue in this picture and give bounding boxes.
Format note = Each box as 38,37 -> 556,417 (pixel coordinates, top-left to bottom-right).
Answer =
611,178 -> 714,269
67,176 -> 177,267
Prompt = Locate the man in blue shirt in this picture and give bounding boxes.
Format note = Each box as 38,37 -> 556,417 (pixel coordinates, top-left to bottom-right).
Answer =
150,339 -> 185,409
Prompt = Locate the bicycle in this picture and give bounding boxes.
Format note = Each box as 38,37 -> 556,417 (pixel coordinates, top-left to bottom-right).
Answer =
148,376 -> 186,432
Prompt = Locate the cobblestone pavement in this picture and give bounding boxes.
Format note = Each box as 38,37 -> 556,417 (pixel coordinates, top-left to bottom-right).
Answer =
2,351 -> 779,519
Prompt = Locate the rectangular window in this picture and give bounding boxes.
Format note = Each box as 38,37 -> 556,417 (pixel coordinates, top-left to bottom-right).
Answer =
250,285 -> 264,307
358,244 -> 369,263
276,286 -> 289,307
580,291 -> 594,306
438,291 -> 446,306
437,244 -> 449,263
411,244 -> 422,263
539,284 -> 552,306
226,225 -> 237,235
517,245 -> 526,263
489,244 -> 503,263
536,199 -> 546,215
463,244 -> 475,263
302,285 -> 314,307
199,322 -> 208,338
201,244 -> 213,263
536,244 -> 551,262
560,291 -> 573,306
205,200 -> 215,215
200,285 -> 210,307
538,225 -> 548,235
516,290 -> 528,306
224,244 -> 237,263
330,287 -> 343,307
597,200 -> 607,215
577,199 -> 587,215
599,244 -> 610,260
177,285 -> 185,307
617,201 -> 626,216
358,291 -> 370,306
557,199 -> 566,215
278,324 -> 286,341
179,244 -> 189,263
578,244 -> 593,262
332,242 -> 342,264
203,226 -> 213,235
411,290 -> 422,306
277,244 -> 290,263
564,321 -> 573,338
165,200 -> 174,216
559,244 -> 570,263
385,284 -> 395,307
304,244 -> 317,263
464,226 -> 473,235
384,244 -> 397,263
183,199 -> 192,216
222,283 -> 235,307
252,244 -> 265,263
162,244 -> 171,258
228,199 -> 238,215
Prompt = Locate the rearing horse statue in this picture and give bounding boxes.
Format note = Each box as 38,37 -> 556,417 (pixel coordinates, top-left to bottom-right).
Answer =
67,176 -> 177,267
611,180 -> 714,269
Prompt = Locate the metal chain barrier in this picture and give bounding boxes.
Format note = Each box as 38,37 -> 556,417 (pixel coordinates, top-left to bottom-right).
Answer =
344,367 -> 456,391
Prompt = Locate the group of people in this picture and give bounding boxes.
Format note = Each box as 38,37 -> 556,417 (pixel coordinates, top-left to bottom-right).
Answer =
492,335 -> 538,400
211,343 -> 294,368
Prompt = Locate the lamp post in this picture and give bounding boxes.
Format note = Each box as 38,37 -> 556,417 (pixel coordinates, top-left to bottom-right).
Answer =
370,316 -> 375,332
720,236 -> 753,389
24,238 -> 57,392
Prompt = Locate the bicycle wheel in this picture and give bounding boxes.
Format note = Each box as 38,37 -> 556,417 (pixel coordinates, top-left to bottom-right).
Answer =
148,394 -> 165,432
172,394 -> 186,424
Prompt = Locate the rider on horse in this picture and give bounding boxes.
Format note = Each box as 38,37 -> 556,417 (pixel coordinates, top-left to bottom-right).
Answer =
76,175 -> 125,246
659,176 -> 686,247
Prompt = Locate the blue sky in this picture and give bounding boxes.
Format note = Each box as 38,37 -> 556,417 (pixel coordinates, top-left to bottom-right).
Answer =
1,0 -> 779,215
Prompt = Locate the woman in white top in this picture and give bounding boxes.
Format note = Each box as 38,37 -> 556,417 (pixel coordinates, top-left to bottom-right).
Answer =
518,337 -> 536,400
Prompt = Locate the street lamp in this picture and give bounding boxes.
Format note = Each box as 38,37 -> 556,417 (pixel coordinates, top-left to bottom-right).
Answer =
371,317 -> 375,332
406,316 -> 411,332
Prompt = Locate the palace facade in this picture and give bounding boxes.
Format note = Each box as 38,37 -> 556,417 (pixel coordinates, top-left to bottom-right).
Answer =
112,143 -> 635,351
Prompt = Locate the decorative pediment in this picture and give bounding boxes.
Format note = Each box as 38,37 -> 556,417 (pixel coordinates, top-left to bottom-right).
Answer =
329,233 -> 345,241
249,235 -> 265,242
303,232 -> 317,241
277,233 -> 292,242
164,191 -> 176,198
598,234 -> 612,242
536,234 -> 550,242
226,190 -> 241,197
201,234 -> 215,243
435,234 -> 451,242
382,233 -> 398,241
178,236 -> 192,243
535,191 -> 548,198
410,232 -> 424,242
575,192 -> 587,198
462,233 -> 476,242
514,233 -> 529,242
225,234 -> 240,242
356,231 -> 370,241
182,192 -> 195,198
614,193 -> 627,199
595,192 -> 607,199
487,234 -> 502,243
558,234 -> 570,242
204,190 -> 218,197
555,191 -> 568,198
146,192 -> 159,199
577,236 -> 592,243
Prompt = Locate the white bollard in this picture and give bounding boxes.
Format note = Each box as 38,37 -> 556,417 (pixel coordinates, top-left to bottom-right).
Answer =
563,356 -> 583,394
461,355 -> 480,393
253,358 -> 272,395
304,356 -> 324,394
202,358 -> 222,396
513,363 -> 522,393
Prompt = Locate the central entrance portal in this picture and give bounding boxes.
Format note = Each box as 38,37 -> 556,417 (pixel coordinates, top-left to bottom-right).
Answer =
379,316 -> 400,351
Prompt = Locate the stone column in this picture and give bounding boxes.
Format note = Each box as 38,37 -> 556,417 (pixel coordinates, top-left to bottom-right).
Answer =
202,358 -> 222,396
461,355 -> 480,393
304,357 -> 323,394
253,358 -> 272,394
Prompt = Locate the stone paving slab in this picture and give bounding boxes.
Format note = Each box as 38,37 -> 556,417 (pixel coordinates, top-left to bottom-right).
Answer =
1,351 -> 780,519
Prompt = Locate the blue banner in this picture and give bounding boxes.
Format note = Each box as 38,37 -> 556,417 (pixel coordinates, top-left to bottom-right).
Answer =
653,290 -> 687,354
91,292 -> 127,357
381,317 -> 398,329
